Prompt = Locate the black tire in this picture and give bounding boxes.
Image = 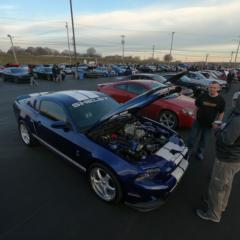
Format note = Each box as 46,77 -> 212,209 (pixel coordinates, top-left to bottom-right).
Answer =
88,163 -> 123,204
158,110 -> 179,129
18,120 -> 37,147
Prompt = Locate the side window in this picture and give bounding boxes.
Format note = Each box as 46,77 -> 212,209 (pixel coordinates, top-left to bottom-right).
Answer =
126,84 -> 147,95
115,84 -> 127,91
40,100 -> 67,122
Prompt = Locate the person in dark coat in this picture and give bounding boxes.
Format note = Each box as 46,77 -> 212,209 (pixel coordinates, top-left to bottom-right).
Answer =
196,93 -> 240,222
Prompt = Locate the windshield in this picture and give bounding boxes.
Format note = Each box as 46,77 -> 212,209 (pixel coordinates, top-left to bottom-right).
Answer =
181,75 -> 190,81
151,81 -> 165,89
68,96 -> 120,130
44,68 -> 52,73
195,72 -> 207,79
153,75 -> 167,83
10,68 -> 27,74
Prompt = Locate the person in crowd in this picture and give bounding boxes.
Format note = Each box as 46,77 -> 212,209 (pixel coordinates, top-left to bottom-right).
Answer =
196,93 -> 240,223
52,64 -> 58,82
187,81 -> 225,160
56,65 -> 61,83
60,68 -> 66,82
29,65 -> 38,87
226,69 -> 235,91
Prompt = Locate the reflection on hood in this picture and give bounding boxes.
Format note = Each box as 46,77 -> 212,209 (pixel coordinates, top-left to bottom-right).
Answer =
234,94 -> 240,114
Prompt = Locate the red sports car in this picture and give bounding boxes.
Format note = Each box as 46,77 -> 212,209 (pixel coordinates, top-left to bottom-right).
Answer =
98,80 -> 196,129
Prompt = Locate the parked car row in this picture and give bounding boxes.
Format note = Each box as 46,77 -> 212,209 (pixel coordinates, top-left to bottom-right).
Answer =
11,60 -> 240,211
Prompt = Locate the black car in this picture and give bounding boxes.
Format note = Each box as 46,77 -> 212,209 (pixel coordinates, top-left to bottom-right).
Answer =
163,72 -> 207,97
33,66 -> 53,80
137,65 -> 155,73
1,67 -> 31,83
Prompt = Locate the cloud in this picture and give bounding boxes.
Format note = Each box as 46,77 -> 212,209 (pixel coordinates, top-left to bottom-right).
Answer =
0,0 -> 239,61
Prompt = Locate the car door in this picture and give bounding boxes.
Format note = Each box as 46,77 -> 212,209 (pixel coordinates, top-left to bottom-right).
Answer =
35,99 -> 82,161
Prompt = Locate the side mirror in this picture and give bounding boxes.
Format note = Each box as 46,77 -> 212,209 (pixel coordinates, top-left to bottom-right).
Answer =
51,121 -> 71,131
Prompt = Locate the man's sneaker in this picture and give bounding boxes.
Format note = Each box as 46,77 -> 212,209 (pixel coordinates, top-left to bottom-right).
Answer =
196,152 -> 204,161
196,209 -> 220,223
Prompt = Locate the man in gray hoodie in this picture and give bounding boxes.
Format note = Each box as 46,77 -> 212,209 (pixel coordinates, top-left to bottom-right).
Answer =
196,93 -> 240,223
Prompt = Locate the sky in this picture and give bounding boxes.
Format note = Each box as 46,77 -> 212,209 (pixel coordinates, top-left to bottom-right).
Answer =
0,0 -> 239,62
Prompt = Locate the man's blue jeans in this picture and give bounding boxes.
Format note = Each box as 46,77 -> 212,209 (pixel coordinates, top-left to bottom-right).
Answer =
187,120 -> 212,154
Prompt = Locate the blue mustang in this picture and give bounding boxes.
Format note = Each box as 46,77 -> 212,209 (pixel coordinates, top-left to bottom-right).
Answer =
13,86 -> 189,211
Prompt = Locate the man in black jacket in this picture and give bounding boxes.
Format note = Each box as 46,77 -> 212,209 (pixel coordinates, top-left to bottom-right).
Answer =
187,81 -> 225,160
196,93 -> 240,222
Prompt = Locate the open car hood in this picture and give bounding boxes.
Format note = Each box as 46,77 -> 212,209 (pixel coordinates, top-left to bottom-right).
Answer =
89,85 -> 181,131
167,71 -> 188,84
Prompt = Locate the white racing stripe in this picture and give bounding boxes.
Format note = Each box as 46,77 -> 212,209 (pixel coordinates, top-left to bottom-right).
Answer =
171,167 -> 184,183
179,159 -> 189,171
155,148 -> 173,161
164,142 -> 184,152
79,91 -> 99,99
61,91 -> 89,102
29,92 -> 48,97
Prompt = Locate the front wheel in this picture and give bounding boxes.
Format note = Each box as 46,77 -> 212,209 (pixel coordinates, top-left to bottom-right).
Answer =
88,163 -> 123,204
158,110 -> 178,129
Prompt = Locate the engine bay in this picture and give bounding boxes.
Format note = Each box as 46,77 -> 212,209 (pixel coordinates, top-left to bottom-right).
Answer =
89,114 -> 172,162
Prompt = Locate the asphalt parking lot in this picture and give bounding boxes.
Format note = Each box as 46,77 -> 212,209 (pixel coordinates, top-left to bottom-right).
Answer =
0,77 -> 239,240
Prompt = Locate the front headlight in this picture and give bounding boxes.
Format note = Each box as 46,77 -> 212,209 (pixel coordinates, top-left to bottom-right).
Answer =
182,108 -> 194,116
135,168 -> 161,182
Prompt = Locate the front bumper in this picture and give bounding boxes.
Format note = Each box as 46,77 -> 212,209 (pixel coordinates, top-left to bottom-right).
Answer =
125,154 -> 189,212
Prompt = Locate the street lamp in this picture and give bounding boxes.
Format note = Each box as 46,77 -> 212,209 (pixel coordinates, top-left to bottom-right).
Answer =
120,35 -> 125,63
169,32 -> 175,64
7,34 -> 18,64
69,0 -> 78,79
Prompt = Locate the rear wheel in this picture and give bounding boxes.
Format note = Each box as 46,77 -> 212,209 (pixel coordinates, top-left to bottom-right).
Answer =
158,110 -> 178,129
88,163 -> 123,204
19,121 -> 37,147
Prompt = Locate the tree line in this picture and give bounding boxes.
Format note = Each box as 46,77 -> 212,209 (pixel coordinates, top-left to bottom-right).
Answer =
0,46 -> 101,57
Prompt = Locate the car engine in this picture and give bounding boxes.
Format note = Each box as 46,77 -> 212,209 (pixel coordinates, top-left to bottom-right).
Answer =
89,115 -> 171,162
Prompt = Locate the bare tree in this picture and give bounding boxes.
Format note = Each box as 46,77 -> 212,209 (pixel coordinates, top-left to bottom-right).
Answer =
86,47 -> 97,56
163,54 -> 173,63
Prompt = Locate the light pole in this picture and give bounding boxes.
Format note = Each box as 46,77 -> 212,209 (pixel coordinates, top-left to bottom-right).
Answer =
120,35 -> 125,63
234,37 -> 240,65
205,54 -> 209,64
69,0 -> 78,79
7,34 -> 18,64
152,45 -> 155,59
169,32 -> 175,64
69,0 -> 77,63
65,22 -> 72,64
230,51 -> 234,66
